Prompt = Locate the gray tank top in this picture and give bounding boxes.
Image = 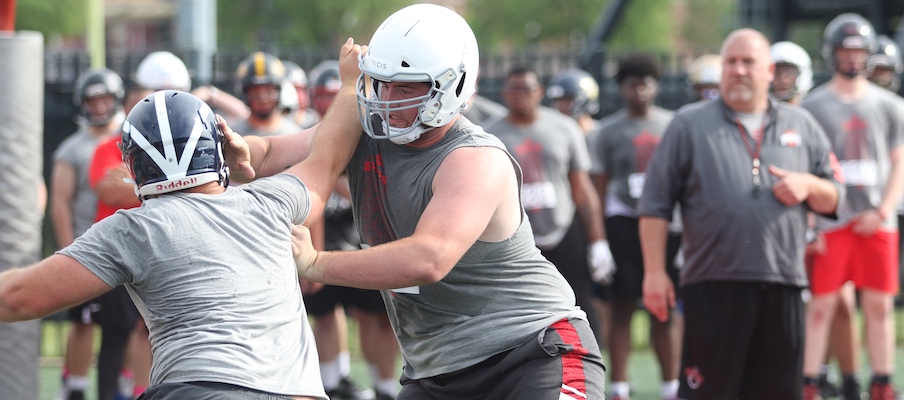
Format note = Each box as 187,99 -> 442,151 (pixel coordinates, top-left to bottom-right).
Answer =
347,118 -> 585,380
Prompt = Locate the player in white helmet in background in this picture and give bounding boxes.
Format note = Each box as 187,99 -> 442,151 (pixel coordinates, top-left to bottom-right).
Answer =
135,50 -> 248,124
281,60 -> 321,129
770,41 -> 813,105
687,54 -> 721,101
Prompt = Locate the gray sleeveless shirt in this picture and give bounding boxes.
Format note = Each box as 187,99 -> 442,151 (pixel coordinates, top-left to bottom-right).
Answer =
347,118 -> 586,380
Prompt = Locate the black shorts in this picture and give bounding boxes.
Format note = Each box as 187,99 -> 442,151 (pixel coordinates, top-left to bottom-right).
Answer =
137,382 -> 296,400
304,285 -> 387,316
68,287 -> 140,329
92,286 -> 141,331
596,216 -> 681,302
679,281 -> 804,400
397,318 -> 605,400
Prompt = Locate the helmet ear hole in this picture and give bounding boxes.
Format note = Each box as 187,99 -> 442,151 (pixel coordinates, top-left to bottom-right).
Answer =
456,72 -> 467,97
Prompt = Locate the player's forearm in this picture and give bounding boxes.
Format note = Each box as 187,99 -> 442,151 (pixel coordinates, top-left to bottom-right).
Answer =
878,147 -> 904,218
804,174 -> 840,215
639,216 -> 670,274
303,237 -> 451,290
0,268 -> 36,323
51,206 -> 74,248
572,173 -> 606,242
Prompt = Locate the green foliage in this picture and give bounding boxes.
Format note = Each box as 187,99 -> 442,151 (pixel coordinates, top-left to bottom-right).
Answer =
467,0 -> 606,51
217,0 -> 411,50
15,0 -> 87,38
680,0 -> 736,54
604,0 -> 674,53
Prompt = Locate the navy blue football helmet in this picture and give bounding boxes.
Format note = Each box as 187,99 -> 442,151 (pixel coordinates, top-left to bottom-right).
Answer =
121,90 -> 228,200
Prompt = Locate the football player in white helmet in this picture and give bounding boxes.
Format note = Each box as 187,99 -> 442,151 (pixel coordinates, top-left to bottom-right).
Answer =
226,5 -> 606,399
770,41 -> 813,105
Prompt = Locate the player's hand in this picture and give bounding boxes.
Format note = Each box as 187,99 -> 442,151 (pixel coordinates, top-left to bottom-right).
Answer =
587,240 -> 615,284
103,164 -> 132,186
643,270 -> 675,323
769,165 -> 809,206
805,231 -> 827,255
338,38 -> 365,88
218,114 -> 255,180
291,224 -> 317,277
851,209 -> 882,237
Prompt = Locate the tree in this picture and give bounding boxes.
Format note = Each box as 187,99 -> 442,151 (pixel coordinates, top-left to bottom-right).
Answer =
15,0 -> 87,40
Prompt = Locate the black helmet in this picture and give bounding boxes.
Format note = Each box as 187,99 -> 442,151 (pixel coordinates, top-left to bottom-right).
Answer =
121,90 -> 227,200
309,60 -> 341,117
822,13 -> 877,77
546,68 -> 600,118
235,51 -> 287,93
868,35 -> 903,91
73,68 -> 125,125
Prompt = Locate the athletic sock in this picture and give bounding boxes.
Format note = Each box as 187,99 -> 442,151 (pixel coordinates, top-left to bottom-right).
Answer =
803,375 -> 820,386
67,375 -> 90,391
338,351 -> 352,377
370,364 -> 399,397
133,385 -> 148,398
872,374 -> 891,385
661,379 -> 679,399
611,381 -> 630,397
320,358 -> 341,390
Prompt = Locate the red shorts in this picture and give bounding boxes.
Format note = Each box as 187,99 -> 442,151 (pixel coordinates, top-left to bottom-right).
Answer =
808,224 -> 899,295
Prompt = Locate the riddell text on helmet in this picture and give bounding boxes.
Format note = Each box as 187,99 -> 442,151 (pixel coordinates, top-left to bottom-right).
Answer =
156,177 -> 198,192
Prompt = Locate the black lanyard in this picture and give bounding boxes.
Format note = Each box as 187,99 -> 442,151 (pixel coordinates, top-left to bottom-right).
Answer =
734,113 -> 770,198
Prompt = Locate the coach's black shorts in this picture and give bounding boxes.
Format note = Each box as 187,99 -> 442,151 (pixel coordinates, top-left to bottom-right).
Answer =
304,285 -> 387,316
93,286 -> 141,331
137,382 -> 298,400
679,281 -> 804,400
396,318 -> 605,400
596,216 -> 681,302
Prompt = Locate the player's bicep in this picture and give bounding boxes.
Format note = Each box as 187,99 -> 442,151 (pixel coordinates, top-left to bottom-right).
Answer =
415,147 -> 512,270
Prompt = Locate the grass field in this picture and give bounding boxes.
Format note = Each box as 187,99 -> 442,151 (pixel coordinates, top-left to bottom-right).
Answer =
37,312 -> 904,400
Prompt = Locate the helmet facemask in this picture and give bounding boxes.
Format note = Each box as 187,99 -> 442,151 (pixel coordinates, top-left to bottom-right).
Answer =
356,67 -> 463,145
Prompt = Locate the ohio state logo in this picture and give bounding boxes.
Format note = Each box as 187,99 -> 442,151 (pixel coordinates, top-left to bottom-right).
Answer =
685,366 -> 704,390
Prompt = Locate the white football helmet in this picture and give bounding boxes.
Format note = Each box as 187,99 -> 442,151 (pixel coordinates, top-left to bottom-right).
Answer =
770,41 -> 813,99
357,4 -> 479,145
135,51 -> 192,91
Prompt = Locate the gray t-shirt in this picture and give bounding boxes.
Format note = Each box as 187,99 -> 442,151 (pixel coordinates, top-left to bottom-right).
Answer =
59,174 -> 326,399
232,115 -> 303,137
589,106 -> 674,216
485,107 -> 593,248
53,128 -> 104,238
347,118 -> 585,380
637,98 -> 843,287
802,83 -> 904,229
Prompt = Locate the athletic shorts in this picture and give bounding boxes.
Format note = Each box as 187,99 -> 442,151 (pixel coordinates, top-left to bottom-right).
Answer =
92,286 -> 141,331
680,281 -> 804,400
66,300 -> 99,323
304,285 -> 387,316
396,318 -> 605,400
540,216 -> 599,331
595,216 -> 682,302
808,224 -> 899,295
137,382 -> 301,400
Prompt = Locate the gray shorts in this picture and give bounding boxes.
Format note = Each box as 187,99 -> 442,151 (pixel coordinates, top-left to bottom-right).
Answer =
397,318 -> 606,400
137,382 -> 300,400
